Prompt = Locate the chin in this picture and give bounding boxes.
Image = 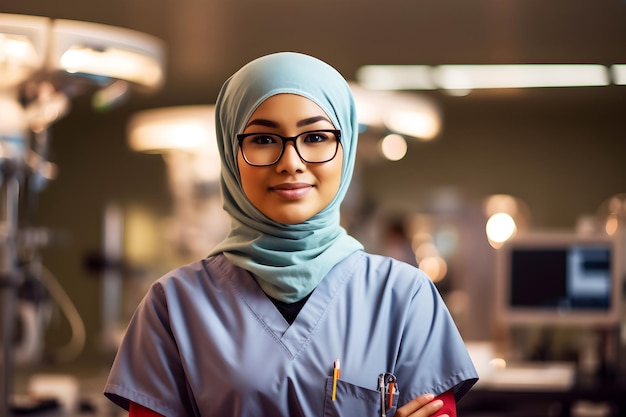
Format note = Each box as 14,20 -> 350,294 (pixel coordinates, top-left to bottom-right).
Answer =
275,216 -> 309,225
268,210 -> 313,225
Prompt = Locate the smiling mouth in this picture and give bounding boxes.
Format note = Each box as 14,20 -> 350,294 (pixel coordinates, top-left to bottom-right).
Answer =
271,182 -> 311,190
270,183 -> 313,199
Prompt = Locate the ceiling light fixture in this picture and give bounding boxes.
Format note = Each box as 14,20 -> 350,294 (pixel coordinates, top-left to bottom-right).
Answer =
357,64 -> 618,91
611,65 -> 626,85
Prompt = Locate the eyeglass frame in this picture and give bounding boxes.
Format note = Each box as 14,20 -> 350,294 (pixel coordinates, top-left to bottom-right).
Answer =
236,129 -> 342,167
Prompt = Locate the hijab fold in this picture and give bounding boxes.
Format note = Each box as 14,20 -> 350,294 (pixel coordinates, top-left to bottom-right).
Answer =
209,52 -> 363,303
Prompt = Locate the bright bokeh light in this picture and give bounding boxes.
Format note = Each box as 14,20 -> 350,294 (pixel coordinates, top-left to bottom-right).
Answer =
128,106 -> 216,152
0,34 -> 40,87
486,212 -> 517,247
60,47 -> 163,87
0,34 -> 36,61
379,134 -> 407,161
483,194 -> 531,248
419,256 -> 448,282
597,193 -> 626,237
605,214 -> 619,236
490,358 -> 507,369
384,110 -> 440,140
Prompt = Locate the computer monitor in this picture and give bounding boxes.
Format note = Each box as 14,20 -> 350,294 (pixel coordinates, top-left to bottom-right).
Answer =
496,232 -> 622,326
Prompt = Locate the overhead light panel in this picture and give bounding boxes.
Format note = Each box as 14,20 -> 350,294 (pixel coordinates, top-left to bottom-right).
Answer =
356,65 -> 435,90
612,65 -> 626,85
357,64 -> 618,91
435,64 -> 609,89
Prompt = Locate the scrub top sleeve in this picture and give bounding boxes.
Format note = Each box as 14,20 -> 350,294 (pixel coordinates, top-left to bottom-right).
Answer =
395,271 -> 477,403
104,282 -> 196,417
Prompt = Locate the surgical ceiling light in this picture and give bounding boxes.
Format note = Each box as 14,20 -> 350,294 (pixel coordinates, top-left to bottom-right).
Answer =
0,13 -> 166,167
0,13 -> 165,90
357,64 -> 619,91
51,19 -> 164,89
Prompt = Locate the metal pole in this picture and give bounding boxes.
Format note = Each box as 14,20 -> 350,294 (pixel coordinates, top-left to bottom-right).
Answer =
0,171 -> 21,417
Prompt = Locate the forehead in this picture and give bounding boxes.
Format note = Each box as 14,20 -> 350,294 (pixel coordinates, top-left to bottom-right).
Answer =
246,93 -> 334,127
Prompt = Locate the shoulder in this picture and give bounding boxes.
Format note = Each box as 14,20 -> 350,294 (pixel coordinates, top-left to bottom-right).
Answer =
135,254 -> 254,329
339,251 -> 433,295
153,254 -> 234,289
144,254 -> 241,305
350,251 -> 429,280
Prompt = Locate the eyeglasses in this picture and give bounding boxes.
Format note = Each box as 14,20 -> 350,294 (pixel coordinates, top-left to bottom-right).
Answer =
237,129 -> 341,167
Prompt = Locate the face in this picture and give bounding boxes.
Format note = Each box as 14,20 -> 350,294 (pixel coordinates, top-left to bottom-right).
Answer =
237,93 -> 343,224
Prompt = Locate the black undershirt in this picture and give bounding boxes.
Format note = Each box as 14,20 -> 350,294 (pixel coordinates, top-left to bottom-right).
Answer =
268,293 -> 311,324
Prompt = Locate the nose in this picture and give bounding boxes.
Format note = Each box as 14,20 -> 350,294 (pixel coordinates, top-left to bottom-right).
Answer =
275,141 -> 305,173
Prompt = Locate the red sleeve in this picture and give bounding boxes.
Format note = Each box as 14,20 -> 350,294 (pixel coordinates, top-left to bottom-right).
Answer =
129,402 -> 164,417
433,389 -> 456,417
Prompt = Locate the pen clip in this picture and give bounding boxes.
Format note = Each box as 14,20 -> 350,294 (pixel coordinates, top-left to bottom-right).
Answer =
377,372 -> 398,417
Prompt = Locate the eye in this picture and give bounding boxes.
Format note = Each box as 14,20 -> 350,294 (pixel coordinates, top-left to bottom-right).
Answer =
302,131 -> 332,143
249,134 -> 279,145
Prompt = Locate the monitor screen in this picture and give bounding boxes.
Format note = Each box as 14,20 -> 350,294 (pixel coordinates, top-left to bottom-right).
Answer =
496,233 -> 622,326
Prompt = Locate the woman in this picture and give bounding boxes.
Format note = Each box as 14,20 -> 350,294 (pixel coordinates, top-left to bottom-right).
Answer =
104,52 -> 478,417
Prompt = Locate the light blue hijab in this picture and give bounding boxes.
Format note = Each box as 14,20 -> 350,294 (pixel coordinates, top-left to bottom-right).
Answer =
208,52 -> 363,303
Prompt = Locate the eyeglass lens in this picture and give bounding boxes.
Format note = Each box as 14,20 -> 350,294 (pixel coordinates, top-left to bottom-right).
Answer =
240,130 -> 339,166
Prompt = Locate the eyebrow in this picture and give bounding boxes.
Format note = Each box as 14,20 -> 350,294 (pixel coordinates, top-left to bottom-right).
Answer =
245,115 -> 332,129
245,118 -> 279,128
296,115 -> 332,127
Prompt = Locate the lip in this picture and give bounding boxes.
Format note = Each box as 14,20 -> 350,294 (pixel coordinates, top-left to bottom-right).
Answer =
269,182 -> 313,199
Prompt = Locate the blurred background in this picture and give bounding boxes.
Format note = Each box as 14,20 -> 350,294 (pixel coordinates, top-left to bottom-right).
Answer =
1,0 -> 626,416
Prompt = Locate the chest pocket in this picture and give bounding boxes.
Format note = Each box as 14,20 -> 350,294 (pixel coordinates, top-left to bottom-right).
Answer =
322,377 -> 398,417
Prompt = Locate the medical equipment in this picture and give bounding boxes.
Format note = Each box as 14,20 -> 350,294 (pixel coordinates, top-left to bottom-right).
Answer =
0,13 -> 165,416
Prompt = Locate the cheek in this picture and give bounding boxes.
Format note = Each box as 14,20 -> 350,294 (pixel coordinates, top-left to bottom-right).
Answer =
321,151 -> 344,199
237,154 -> 260,201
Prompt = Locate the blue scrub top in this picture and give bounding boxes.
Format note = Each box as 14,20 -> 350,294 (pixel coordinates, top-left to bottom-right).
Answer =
104,251 -> 478,416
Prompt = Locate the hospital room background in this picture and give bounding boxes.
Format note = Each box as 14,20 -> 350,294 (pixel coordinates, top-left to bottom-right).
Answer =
1,1 -> 626,416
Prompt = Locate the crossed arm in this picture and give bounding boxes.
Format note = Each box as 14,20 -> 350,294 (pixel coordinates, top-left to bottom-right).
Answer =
128,389 -> 456,417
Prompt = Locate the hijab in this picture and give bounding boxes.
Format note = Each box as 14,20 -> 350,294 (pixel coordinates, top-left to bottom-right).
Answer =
208,52 -> 363,303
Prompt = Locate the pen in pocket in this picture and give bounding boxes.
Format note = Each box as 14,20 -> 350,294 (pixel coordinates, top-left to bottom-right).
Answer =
331,359 -> 340,401
378,372 -> 398,417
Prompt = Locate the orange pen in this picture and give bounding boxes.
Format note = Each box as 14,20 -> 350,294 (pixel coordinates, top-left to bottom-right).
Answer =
331,359 -> 340,401
387,380 -> 395,409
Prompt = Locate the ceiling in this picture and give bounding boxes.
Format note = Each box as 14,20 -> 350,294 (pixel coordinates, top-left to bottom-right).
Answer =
4,0 -> 626,106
